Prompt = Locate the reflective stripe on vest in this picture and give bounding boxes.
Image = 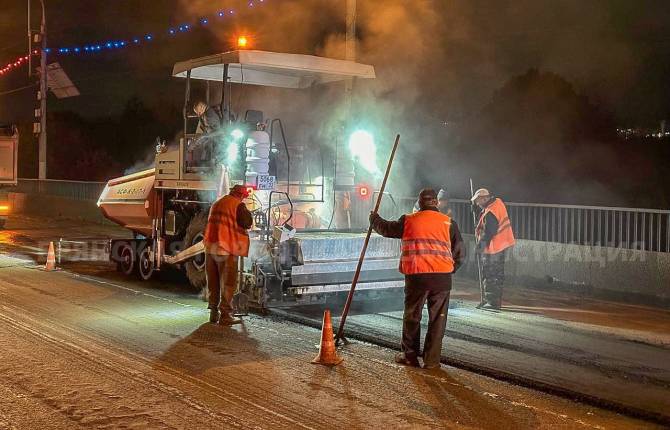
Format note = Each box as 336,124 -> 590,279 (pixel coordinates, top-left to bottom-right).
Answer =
203,195 -> 250,256
400,211 -> 455,275
476,198 -> 516,254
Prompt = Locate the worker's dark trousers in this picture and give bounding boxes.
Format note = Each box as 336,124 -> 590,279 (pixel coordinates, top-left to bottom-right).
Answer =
205,253 -> 238,315
402,276 -> 452,367
482,250 -> 506,307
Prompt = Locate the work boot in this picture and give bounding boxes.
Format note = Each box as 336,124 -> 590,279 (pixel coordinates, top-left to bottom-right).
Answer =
423,362 -> 441,370
394,352 -> 420,367
482,302 -> 501,311
209,308 -> 219,323
218,313 -> 242,326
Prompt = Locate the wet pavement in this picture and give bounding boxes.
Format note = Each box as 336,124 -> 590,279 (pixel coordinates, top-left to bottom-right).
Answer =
0,214 -> 668,428
276,294 -> 670,423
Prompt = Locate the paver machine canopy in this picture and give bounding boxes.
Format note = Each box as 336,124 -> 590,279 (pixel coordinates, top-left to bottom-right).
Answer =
158,49 -> 376,196
160,49 -> 377,228
172,49 -> 376,87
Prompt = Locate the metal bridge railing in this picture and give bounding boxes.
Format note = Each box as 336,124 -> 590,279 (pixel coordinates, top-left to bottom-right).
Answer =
9,179 -> 670,253
10,178 -> 106,202
387,197 -> 670,253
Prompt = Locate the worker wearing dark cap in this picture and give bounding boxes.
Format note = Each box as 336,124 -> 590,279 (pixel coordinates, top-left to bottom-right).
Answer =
370,188 -> 465,369
203,185 -> 253,325
413,188 -> 450,215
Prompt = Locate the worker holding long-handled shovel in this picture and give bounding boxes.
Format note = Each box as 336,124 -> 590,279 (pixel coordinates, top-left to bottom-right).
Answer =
368,188 -> 465,369
472,187 -> 516,310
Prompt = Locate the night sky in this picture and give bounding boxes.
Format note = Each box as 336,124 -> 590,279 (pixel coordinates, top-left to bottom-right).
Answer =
1,0 -> 670,126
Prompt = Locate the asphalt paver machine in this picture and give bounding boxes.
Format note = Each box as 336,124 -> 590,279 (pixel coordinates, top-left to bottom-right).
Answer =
98,50 -> 405,310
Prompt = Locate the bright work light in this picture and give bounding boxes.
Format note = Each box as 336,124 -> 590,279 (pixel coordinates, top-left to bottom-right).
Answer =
348,130 -> 378,174
227,143 -> 240,165
231,128 -> 245,140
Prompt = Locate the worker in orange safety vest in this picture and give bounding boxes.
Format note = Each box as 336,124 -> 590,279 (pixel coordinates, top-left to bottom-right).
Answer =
370,188 -> 465,369
472,188 -> 516,310
203,184 -> 253,325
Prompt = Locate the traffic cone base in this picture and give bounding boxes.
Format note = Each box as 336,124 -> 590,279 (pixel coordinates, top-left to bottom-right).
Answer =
312,309 -> 343,366
44,241 -> 57,271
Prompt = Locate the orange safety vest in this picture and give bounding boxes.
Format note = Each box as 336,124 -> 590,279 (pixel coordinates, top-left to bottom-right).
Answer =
203,195 -> 250,256
400,210 -> 455,275
476,198 -> 516,254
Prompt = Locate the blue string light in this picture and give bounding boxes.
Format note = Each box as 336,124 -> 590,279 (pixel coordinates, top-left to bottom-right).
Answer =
2,2 -> 274,78
48,1 -> 271,56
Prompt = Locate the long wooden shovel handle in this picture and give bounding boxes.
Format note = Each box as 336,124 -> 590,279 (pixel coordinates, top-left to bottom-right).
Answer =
335,134 -> 400,345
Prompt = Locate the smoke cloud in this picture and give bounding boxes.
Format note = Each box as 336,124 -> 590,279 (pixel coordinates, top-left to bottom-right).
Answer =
173,0 -> 662,207
174,0 -> 448,199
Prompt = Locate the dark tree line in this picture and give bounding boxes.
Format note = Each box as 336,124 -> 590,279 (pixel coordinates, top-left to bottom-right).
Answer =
448,69 -> 665,208
18,97 -> 181,181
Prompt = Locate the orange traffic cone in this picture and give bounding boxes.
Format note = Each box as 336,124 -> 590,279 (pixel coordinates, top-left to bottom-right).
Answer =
45,241 -> 56,271
312,309 -> 343,366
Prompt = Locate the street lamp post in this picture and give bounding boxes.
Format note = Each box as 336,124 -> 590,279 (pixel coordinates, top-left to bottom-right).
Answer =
334,0 -> 358,229
38,0 -> 47,180
27,1 -> 31,77
28,0 -> 48,180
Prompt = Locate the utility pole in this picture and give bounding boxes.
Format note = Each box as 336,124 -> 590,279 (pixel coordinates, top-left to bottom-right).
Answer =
27,1 -> 31,77
344,0 -> 357,102
345,0 -> 357,61
334,0 -> 358,229
29,0 -> 48,179
38,0 -> 47,180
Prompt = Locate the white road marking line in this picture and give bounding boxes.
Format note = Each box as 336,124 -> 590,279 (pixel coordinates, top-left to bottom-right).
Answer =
68,272 -> 197,309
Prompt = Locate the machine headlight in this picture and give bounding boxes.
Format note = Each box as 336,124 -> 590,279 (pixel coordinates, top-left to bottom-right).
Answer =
348,130 -> 379,174
227,143 -> 240,165
231,129 -> 245,140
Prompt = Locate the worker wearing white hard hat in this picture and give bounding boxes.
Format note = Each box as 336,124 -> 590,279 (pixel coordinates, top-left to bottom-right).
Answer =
471,188 -> 490,204
472,188 -> 516,310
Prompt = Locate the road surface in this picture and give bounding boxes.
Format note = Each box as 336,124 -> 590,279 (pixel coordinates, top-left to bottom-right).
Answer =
278,292 -> 670,423
0,215 -> 667,428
